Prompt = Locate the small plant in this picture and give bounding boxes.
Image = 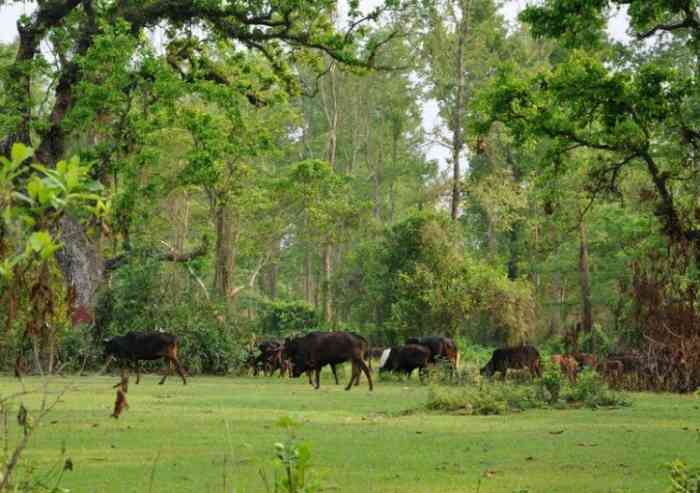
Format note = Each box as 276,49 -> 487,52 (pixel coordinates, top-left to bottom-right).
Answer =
538,362 -> 563,404
259,416 -> 321,493
668,460 -> 700,493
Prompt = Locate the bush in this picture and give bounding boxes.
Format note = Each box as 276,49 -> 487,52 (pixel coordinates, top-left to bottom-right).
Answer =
259,300 -> 319,337
563,368 -> 631,408
426,382 -> 544,415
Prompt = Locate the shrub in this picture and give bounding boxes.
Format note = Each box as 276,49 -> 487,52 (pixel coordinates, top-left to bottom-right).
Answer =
563,368 -> 631,408
538,361 -> 563,404
425,382 -> 544,415
259,300 -> 319,337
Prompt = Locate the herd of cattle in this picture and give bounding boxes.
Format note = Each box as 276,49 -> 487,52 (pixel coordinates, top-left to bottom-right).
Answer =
99,330 -> 638,399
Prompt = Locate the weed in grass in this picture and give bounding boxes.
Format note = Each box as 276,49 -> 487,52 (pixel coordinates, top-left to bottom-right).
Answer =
668,460 -> 700,493
257,416 -> 322,493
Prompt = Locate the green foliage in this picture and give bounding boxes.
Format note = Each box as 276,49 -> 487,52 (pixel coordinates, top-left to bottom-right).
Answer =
357,211 -> 535,342
0,143 -> 107,279
564,368 -> 631,408
259,300 -> 319,337
426,382 -> 544,415
259,417 -> 321,493
95,256 -> 241,374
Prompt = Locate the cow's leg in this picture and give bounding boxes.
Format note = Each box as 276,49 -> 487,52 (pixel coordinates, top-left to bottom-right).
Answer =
331,364 -> 339,384
114,367 -> 129,393
307,370 -> 313,385
159,359 -> 173,385
357,358 -> 373,391
346,361 -> 359,391
173,357 -> 187,385
314,368 -> 321,389
135,360 -> 141,385
97,354 -> 115,376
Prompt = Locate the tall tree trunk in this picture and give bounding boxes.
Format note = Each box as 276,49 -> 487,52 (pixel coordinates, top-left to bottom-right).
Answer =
450,0 -> 470,221
578,218 -> 594,352
304,248 -> 312,305
507,223 -> 519,280
213,202 -> 232,297
57,215 -> 103,326
321,243 -> 332,324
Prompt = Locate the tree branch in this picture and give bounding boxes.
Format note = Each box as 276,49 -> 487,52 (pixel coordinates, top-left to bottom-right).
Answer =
104,236 -> 210,273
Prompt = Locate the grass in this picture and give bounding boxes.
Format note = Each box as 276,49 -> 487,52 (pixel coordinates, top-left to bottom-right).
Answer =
1,372 -> 699,493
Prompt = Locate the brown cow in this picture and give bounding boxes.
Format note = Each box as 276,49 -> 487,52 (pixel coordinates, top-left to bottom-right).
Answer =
481,345 -> 542,379
601,359 -> 624,388
552,354 -> 578,383
406,336 -> 459,368
102,331 -> 187,385
285,331 -> 373,391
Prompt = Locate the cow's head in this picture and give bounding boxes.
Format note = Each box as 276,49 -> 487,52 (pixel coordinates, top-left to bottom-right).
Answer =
480,361 -> 494,377
282,337 -> 305,378
102,337 -> 118,360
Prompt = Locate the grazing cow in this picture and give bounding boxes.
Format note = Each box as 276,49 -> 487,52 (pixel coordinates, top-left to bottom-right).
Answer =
406,336 -> 459,368
284,332 -> 343,385
102,331 -> 187,385
481,345 -> 542,379
264,346 -> 290,378
601,359 -> 624,388
572,352 -> 597,370
285,331 -> 373,391
379,344 -> 431,380
551,354 -> 578,383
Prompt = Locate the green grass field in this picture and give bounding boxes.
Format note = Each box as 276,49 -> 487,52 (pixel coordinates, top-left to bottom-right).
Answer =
1,373 -> 698,493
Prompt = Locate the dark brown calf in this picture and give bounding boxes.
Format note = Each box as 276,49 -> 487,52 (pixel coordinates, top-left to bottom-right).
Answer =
481,345 -> 542,379
102,331 -> 187,385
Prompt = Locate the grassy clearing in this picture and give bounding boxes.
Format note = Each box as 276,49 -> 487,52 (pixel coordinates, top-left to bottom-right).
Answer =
1,373 -> 698,493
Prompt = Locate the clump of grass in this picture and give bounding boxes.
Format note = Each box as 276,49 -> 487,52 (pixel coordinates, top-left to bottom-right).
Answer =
426,382 -> 544,415
667,459 -> 700,493
426,365 -> 630,415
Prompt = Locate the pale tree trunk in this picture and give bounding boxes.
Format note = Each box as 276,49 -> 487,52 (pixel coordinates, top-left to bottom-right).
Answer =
578,218 -> 594,352
57,215 -> 103,326
304,248 -> 313,305
213,201 -> 233,297
322,243 -> 333,324
319,61 -> 340,324
450,0 -> 470,221
546,219 -> 563,338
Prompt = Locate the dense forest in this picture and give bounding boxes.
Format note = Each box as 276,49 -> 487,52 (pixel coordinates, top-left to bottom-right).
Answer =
1,0 -> 698,391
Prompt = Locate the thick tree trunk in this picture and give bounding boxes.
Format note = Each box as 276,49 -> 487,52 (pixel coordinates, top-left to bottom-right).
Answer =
450,0 -> 470,221
578,219 -> 594,352
56,215 -> 103,326
213,203 -> 233,297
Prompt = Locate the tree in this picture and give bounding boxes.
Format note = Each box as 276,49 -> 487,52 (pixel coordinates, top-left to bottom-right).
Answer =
0,143 -> 107,371
0,0 -> 420,323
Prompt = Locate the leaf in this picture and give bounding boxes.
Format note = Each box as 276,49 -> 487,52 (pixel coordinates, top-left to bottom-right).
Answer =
10,143 -> 32,165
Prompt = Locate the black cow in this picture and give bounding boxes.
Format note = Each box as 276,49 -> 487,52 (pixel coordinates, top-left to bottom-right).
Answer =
285,331 -> 373,391
480,345 -> 542,379
406,336 -> 459,368
379,344 -> 431,380
103,331 -> 187,385
284,332 -> 341,384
